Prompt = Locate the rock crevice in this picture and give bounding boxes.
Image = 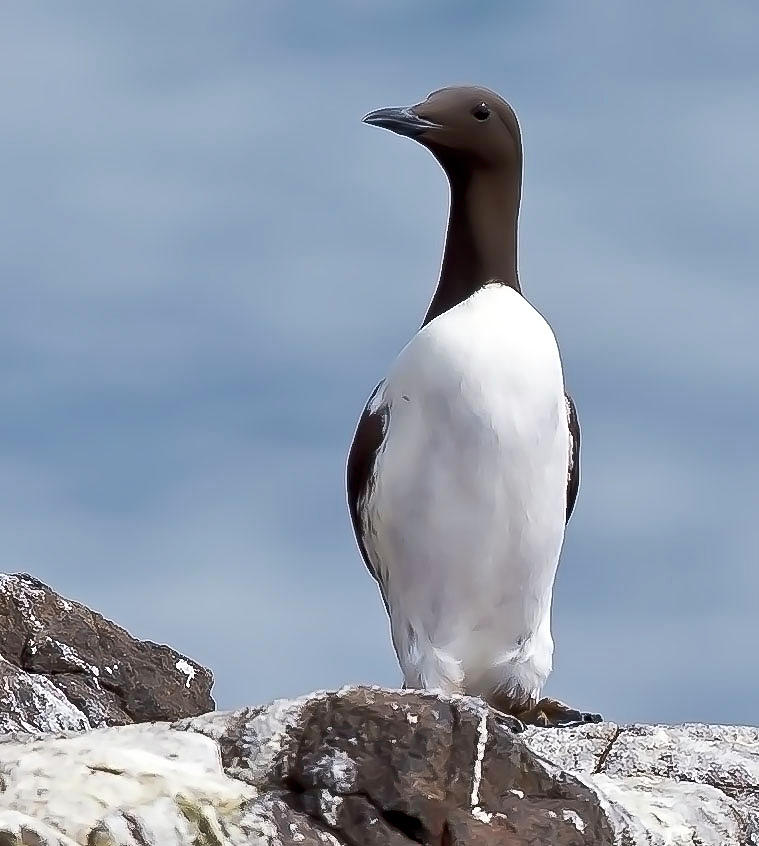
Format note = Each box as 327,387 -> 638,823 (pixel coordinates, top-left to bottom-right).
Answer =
593,725 -> 624,774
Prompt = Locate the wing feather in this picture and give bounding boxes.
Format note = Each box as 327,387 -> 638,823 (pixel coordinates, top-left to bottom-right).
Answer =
565,391 -> 581,523
346,382 -> 388,588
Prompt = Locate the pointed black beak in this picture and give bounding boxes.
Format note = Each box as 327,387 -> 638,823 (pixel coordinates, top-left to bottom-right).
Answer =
362,106 -> 440,138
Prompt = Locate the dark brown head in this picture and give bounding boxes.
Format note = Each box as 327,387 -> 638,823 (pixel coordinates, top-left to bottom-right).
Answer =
363,86 -> 525,319
363,85 -> 522,172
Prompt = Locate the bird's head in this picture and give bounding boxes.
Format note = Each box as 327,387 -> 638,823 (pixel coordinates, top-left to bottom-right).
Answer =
363,85 -> 522,172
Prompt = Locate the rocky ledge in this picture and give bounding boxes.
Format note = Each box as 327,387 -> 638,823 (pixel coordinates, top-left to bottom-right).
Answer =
1,575 -> 758,845
0,687 -> 757,845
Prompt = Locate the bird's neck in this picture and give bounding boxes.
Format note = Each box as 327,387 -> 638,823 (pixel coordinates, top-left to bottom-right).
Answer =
422,166 -> 521,326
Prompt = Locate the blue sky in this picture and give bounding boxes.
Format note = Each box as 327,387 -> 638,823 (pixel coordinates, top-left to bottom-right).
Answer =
1,1 -> 758,724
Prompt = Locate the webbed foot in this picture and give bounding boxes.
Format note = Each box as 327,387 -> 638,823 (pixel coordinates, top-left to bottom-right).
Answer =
516,697 -> 602,729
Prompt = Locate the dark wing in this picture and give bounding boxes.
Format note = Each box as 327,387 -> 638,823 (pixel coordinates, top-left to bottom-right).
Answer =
346,382 -> 388,588
565,391 -> 581,524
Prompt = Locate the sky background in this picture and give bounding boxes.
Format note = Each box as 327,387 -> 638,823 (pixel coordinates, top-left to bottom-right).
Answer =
1,1 -> 758,725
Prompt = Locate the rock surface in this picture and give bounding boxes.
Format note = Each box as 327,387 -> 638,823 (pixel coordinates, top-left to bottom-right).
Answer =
1,684 -> 758,845
0,573 -> 214,732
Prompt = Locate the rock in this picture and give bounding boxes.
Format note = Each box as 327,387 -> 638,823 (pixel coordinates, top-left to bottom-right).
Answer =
1,685 -> 757,844
524,721 -> 759,843
0,573 -> 214,732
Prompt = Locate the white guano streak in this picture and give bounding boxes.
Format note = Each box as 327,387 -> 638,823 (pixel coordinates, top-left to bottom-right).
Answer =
470,710 -> 491,822
175,659 -> 196,688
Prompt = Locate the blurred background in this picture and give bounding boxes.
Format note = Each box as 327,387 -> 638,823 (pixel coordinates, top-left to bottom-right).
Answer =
1,1 -> 757,724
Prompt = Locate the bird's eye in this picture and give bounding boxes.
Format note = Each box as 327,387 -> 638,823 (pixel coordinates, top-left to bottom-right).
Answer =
471,103 -> 491,121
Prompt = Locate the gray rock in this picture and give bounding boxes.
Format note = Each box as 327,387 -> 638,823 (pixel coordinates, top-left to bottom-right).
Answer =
0,573 -> 214,731
0,655 -> 89,734
2,685 -> 758,844
524,719 -> 759,844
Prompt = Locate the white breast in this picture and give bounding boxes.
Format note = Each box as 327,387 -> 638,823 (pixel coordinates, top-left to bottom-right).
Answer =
362,284 -> 569,706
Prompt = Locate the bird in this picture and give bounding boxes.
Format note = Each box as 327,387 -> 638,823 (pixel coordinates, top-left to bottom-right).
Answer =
346,85 -> 600,728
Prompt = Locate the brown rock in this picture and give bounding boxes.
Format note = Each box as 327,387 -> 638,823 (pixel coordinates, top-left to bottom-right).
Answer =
181,687 -> 618,844
0,572 -> 214,731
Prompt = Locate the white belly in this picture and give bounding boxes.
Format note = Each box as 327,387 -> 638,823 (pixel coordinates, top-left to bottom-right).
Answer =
362,284 -> 569,706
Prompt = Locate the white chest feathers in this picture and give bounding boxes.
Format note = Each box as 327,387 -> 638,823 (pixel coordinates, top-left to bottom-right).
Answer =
361,284 -> 570,705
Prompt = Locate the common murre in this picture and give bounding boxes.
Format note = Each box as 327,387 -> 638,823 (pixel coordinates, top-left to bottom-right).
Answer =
347,86 -> 599,728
